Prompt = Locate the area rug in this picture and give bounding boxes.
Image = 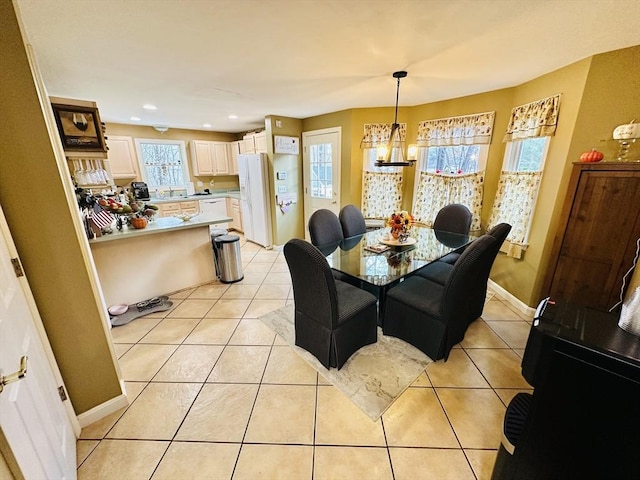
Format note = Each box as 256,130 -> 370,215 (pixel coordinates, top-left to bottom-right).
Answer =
259,304 -> 433,421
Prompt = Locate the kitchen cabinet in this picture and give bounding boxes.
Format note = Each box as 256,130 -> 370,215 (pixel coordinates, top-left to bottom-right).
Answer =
107,135 -> 138,178
543,162 -> 640,311
191,140 -> 214,175
239,136 -> 255,154
227,197 -> 243,232
190,140 -> 230,176
239,131 -> 267,155
157,200 -> 200,218
253,131 -> 267,153
228,141 -> 240,175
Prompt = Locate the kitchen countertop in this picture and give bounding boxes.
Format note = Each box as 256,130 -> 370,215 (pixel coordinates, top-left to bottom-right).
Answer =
147,190 -> 240,204
89,213 -> 232,243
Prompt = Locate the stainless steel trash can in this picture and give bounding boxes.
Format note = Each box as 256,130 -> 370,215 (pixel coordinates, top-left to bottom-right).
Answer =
210,229 -> 228,278
213,234 -> 243,283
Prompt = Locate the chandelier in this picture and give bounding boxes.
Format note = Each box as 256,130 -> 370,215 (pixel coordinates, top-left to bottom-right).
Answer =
374,71 -> 417,167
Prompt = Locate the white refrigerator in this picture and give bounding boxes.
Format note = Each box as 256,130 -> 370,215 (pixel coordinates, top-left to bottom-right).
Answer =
238,153 -> 273,248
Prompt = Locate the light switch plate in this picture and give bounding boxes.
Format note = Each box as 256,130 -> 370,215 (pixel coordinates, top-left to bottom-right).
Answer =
278,185 -> 287,193
277,171 -> 287,180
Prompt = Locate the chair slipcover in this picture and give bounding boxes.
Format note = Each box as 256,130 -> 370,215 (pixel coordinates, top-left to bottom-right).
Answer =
383,235 -> 497,361
308,209 -> 344,247
283,238 -> 378,369
434,204 -> 473,264
339,205 -> 367,238
414,223 -> 512,321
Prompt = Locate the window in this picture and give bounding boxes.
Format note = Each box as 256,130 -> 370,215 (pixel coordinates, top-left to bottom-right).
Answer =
420,144 -> 488,174
504,137 -> 550,171
309,143 -> 333,199
134,139 -> 189,191
364,148 -> 402,173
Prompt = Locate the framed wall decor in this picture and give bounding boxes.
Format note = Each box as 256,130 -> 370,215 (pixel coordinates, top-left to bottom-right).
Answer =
51,103 -> 107,153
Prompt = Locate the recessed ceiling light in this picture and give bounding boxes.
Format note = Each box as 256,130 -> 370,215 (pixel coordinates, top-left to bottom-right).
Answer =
130,116 -> 141,121
142,104 -> 157,110
228,114 -> 238,120
203,123 -> 212,128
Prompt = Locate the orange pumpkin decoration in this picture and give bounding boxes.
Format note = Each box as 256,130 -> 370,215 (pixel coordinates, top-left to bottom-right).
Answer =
580,148 -> 604,163
130,217 -> 148,229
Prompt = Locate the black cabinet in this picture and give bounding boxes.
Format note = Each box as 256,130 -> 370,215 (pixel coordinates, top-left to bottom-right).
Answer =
492,299 -> 640,480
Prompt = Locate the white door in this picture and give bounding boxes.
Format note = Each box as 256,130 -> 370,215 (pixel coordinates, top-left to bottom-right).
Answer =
302,127 -> 341,239
0,206 -> 77,479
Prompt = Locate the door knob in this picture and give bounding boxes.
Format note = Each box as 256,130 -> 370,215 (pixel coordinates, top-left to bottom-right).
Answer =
0,356 -> 28,394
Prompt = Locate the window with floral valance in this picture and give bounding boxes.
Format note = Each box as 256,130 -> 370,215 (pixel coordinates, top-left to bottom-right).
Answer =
488,94 -> 561,258
412,112 -> 495,231
361,123 -> 405,218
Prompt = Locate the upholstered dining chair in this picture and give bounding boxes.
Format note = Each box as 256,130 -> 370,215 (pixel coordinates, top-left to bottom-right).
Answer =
414,223 -> 512,322
283,238 -> 378,370
382,234 -> 497,361
308,209 -> 344,247
434,203 -> 473,264
339,204 -> 367,238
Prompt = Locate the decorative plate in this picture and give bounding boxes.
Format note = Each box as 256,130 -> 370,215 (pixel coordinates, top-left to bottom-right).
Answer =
380,237 -> 417,246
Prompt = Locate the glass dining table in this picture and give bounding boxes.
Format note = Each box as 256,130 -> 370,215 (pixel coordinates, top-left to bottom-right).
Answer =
317,226 -> 477,325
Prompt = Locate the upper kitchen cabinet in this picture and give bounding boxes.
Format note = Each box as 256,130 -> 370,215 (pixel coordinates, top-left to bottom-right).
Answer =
107,135 -> 138,178
238,131 -> 267,154
191,140 -> 230,176
253,131 -> 267,153
228,141 -> 240,175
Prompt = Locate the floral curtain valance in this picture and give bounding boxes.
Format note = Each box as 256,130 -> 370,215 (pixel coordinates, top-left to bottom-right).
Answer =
504,94 -> 561,142
416,111 -> 495,147
361,123 -> 407,148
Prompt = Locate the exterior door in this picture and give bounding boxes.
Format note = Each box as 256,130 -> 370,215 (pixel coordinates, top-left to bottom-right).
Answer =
302,127 -> 341,238
0,206 -> 77,479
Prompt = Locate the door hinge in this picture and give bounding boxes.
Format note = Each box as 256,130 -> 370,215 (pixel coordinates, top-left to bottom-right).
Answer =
11,258 -> 24,277
58,386 -> 68,402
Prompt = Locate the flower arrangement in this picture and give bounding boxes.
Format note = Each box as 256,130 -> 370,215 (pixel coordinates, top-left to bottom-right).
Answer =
387,210 -> 414,240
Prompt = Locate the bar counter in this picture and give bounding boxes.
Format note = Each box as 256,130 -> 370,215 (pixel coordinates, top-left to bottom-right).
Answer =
89,214 -> 232,306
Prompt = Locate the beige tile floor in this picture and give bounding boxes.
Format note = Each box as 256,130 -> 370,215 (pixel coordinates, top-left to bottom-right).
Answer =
77,235 -> 534,480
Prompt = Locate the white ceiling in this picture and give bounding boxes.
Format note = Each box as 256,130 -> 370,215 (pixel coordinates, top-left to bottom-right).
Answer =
16,0 -> 640,134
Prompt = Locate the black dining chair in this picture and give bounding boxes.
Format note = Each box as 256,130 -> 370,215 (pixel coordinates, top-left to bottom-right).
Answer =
434,204 -> 473,264
382,234 -> 497,361
308,209 -> 344,247
414,223 -> 511,323
283,238 -> 378,370
339,204 -> 367,238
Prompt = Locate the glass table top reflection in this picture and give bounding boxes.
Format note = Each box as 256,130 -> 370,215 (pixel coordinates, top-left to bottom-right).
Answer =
319,226 -> 475,288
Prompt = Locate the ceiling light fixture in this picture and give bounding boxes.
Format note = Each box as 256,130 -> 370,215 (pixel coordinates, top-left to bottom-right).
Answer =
153,125 -> 169,133
228,114 -> 238,120
373,70 -> 417,167
143,104 -> 157,110
203,123 -> 212,128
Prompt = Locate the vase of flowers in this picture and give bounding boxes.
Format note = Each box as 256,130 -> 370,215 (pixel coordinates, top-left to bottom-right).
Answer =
387,210 -> 414,242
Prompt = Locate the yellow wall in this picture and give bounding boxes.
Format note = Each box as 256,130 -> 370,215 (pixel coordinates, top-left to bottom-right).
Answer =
298,48 -> 638,307
105,123 -> 239,190
265,115 -> 304,243
0,0 -> 121,413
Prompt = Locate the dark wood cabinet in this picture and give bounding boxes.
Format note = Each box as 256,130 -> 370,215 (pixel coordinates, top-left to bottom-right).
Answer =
543,162 -> 640,311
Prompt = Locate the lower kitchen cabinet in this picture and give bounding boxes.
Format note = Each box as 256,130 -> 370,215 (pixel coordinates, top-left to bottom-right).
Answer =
227,197 -> 243,232
157,200 -> 199,217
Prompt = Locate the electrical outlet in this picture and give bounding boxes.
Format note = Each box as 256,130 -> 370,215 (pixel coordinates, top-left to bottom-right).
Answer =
197,181 -> 203,187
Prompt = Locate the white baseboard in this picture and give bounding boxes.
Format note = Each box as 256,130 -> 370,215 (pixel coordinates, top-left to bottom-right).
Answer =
76,393 -> 129,428
488,279 -> 536,318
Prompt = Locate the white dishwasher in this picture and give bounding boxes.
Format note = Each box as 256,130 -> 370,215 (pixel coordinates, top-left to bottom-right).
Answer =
199,198 -> 229,232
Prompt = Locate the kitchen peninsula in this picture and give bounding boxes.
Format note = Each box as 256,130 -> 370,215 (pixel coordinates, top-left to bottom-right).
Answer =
89,213 -> 231,306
